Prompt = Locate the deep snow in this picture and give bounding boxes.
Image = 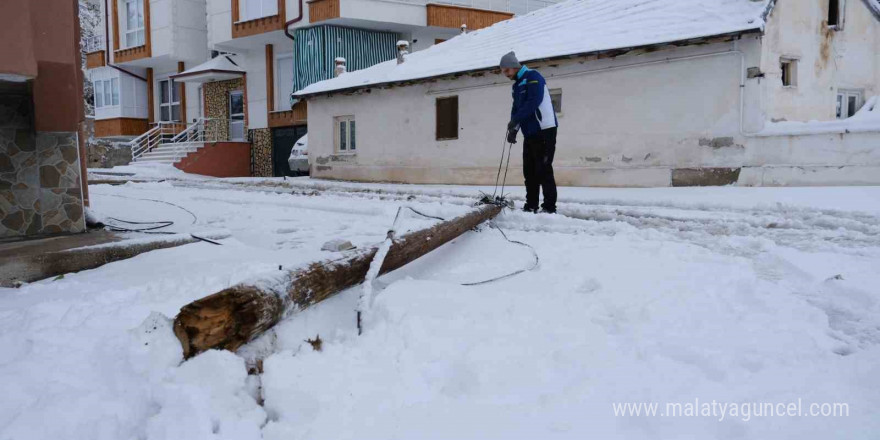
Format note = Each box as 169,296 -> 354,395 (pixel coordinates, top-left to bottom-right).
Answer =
2,169 -> 880,439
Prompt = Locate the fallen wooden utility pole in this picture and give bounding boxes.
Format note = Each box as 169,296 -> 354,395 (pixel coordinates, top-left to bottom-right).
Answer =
173,203 -> 503,358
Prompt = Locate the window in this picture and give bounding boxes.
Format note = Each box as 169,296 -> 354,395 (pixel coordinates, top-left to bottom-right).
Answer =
836,89 -> 864,119
241,0 -> 278,21
197,85 -> 204,119
550,88 -> 562,115
229,91 -> 245,141
123,0 -> 145,48
111,78 -> 119,106
93,79 -> 120,108
335,116 -> 356,153
436,96 -> 458,140
828,0 -> 845,29
275,54 -> 294,111
781,58 -> 798,87
158,78 -> 181,122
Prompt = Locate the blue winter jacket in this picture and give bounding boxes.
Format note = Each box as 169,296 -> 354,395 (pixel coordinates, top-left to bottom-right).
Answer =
510,66 -> 558,137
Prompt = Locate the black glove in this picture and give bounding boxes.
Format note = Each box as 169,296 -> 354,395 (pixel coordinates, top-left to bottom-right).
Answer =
507,120 -> 518,131
506,128 -> 518,144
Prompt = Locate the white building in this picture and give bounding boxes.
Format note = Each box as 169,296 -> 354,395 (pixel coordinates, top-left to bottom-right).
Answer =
295,0 -> 880,187
84,0 -> 564,176
84,0 -> 208,138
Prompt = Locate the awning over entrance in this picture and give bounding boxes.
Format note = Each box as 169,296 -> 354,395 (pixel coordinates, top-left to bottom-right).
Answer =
172,55 -> 245,83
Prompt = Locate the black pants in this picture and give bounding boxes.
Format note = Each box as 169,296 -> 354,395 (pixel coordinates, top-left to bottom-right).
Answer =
522,127 -> 557,211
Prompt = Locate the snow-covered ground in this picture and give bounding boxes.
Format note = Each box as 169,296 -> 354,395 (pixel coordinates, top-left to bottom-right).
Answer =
3,168 -> 880,439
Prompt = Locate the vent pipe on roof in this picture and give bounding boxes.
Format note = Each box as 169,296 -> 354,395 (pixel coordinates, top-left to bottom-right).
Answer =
335,57 -> 347,76
460,24 -> 468,34
397,41 -> 410,65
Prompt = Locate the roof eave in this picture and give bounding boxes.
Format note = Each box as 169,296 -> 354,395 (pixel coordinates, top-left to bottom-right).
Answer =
294,27 -> 765,100
171,69 -> 245,83
862,0 -> 880,20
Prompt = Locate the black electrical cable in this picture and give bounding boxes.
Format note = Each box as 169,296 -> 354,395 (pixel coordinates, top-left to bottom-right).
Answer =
90,192 -> 198,225
404,208 -> 538,286
88,192 -> 221,245
461,222 -> 539,286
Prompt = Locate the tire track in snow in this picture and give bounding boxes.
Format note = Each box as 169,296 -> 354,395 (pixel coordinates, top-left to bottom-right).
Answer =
158,179 -> 880,254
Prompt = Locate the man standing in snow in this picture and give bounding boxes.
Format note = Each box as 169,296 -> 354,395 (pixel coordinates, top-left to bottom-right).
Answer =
501,51 -> 558,214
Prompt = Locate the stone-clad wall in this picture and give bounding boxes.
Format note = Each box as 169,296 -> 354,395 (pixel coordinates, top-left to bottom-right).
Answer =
1,87 -> 85,238
250,128 -> 272,177
204,79 -> 244,142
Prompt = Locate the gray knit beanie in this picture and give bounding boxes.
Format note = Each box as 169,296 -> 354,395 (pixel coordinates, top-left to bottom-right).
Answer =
499,51 -> 521,69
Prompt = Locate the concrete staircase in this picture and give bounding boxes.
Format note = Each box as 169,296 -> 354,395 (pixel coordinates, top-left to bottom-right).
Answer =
133,143 -> 203,164
129,119 -> 243,168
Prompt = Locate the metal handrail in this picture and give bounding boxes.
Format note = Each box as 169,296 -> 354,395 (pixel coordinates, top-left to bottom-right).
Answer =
169,118 -> 247,144
129,121 -> 187,160
131,118 -> 248,162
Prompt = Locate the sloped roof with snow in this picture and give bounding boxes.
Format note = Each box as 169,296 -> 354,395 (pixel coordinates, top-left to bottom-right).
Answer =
172,55 -> 245,83
295,0 -> 774,97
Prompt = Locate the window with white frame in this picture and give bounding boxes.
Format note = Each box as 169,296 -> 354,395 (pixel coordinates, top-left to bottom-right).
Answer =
780,57 -> 798,87
93,78 -> 120,108
828,0 -> 846,30
158,78 -> 181,122
240,0 -> 278,22
335,116 -> 356,153
836,89 -> 863,119
122,0 -> 145,48
275,53 -> 294,111
550,88 -> 562,115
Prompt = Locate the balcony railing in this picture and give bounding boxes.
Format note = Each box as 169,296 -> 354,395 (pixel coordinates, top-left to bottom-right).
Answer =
170,118 -> 248,144
83,35 -> 105,53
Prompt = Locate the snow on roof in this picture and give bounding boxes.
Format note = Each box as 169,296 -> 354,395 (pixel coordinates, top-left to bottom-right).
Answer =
295,0 -> 773,97
755,96 -> 880,137
172,55 -> 245,83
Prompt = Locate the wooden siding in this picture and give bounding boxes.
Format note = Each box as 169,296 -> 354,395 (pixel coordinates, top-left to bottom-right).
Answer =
308,0 -> 340,23
94,118 -> 149,137
265,44 -> 274,113
231,0 -> 285,38
146,68 -> 154,124
112,0 -> 152,63
114,45 -> 149,63
268,102 -> 307,128
178,62 -> 187,123
86,51 -> 106,69
426,3 -> 512,30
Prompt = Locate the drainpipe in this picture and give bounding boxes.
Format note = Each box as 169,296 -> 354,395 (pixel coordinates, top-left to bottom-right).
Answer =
284,0 -> 305,107
283,0 -> 304,41
103,0 -> 148,82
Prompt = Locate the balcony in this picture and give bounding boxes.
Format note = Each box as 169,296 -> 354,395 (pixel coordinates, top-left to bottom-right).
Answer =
426,3 -> 512,30
269,101 -> 308,128
85,36 -> 107,69
308,0 -> 339,23
231,0 -> 286,38
111,0 -> 151,63
305,0 -> 554,28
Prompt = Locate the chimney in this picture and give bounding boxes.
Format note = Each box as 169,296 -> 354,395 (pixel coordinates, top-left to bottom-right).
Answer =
335,57 -> 347,76
460,24 -> 467,34
397,40 -> 409,65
